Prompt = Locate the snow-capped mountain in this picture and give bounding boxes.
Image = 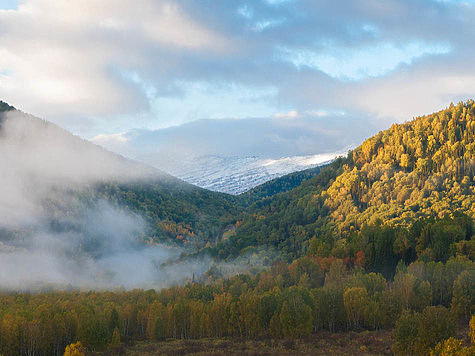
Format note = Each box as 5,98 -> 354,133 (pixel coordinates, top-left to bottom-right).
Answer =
91,116 -> 365,195
162,152 -> 342,195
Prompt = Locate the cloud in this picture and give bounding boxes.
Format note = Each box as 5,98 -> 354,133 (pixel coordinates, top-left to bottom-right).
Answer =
277,41 -> 451,80
91,111 -> 375,179
0,0 -> 474,138
0,0 -> 231,122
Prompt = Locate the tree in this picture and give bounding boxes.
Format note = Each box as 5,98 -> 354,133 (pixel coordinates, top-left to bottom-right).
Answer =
110,327 -> 120,348
470,315 -> 475,346
395,273 -> 417,310
77,312 -> 109,351
258,293 -> 280,330
109,308 -> 120,332
451,270 -> 474,320
343,287 -> 368,329
413,280 -> 432,312
394,310 -> 418,355
430,317 -> 475,356
415,306 -> 457,354
279,297 -> 313,338
64,341 -> 86,356
430,337 -> 471,356
400,154 -> 412,170
269,312 -> 282,338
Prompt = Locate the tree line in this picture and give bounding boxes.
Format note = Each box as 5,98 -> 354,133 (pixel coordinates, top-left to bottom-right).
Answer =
0,253 -> 472,355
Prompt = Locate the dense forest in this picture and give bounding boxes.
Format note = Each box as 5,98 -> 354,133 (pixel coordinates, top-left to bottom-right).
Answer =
213,101 -> 475,262
0,255 -> 473,354
0,101 -> 240,250
92,180 -> 239,246
0,101 -> 474,355
239,165 -> 324,204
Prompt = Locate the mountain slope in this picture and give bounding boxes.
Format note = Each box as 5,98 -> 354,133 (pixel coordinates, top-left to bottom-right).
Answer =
162,153 -> 336,195
239,163 -> 326,204
0,102 -> 238,289
0,102 -> 237,244
212,101 -> 475,263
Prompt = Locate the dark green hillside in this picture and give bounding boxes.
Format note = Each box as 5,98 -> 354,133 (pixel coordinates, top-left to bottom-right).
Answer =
209,158 -> 347,259
211,101 -> 475,265
94,180 -> 238,245
239,164 -> 326,204
0,102 -> 238,247
0,100 -> 14,112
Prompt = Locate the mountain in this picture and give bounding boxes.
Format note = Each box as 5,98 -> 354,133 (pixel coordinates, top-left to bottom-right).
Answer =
91,114 -> 367,195
211,101 -> 475,267
0,102 -> 238,289
2,99 -> 474,288
0,101 -> 473,356
165,153 -> 337,195
0,102 -> 238,243
240,163 -> 326,203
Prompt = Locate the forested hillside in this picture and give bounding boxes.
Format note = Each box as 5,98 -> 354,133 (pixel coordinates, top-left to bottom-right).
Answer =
213,101 -> 475,267
239,164 -> 325,204
93,181 -> 238,245
327,100 -> 474,232
0,102 -> 238,247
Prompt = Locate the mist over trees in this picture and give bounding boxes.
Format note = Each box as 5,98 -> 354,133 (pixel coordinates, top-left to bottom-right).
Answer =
0,255 -> 472,354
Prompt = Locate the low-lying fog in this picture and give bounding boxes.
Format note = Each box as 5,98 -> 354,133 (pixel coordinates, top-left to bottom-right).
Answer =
0,110 -> 266,291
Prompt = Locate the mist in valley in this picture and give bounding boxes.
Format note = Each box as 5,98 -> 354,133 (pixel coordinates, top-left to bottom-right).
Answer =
0,110 -> 263,291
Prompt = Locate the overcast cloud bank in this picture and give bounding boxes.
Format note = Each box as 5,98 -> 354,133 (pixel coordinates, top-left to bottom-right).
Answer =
1,0 -> 474,139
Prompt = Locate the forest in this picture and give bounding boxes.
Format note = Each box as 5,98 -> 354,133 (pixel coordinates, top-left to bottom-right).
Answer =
0,253 -> 473,354
213,100 -> 475,262
0,101 -> 473,355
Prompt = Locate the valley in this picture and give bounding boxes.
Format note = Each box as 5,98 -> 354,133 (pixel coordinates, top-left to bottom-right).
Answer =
0,101 -> 473,355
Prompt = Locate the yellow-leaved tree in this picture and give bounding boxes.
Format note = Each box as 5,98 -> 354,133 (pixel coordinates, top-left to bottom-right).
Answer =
430,315 -> 475,355
64,341 -> 85,356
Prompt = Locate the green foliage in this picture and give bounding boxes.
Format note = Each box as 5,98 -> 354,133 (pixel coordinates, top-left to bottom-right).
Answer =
94,180 -> 239,247
394,306 -> 457,355
0,101 -> 15,113
430,337 -> 474,356
211,157 -> 347,260
0,257 -> 471,354
343,287 -> 368,329
240,165 -> 324,204
415,306 -> 457,354
394,310 -> 419,355
279,287 -> 313,337
451,270 -> 475,320
215,101 -> 475,264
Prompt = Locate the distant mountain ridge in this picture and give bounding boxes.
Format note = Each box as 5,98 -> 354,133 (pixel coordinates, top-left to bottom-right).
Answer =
166,153 -> 337,195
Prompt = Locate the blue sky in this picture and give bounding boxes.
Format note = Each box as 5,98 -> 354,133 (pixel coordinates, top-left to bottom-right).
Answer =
0,0 -> 17,10
0,0 -> 474,159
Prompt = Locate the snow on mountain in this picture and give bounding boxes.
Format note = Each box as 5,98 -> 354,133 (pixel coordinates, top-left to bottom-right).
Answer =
163,152 -> 342,195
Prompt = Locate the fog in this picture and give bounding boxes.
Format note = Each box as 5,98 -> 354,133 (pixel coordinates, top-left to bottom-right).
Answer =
0,110 -> 258,291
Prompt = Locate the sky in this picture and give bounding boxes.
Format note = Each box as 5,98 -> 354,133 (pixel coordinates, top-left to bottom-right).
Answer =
1,0 -> 475,160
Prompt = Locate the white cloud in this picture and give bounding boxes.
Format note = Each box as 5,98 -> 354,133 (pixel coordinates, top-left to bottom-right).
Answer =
147,81 -> 279,128
0,0 -> 475,139
0,0 -> 230,119
277,41 -> 451,80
